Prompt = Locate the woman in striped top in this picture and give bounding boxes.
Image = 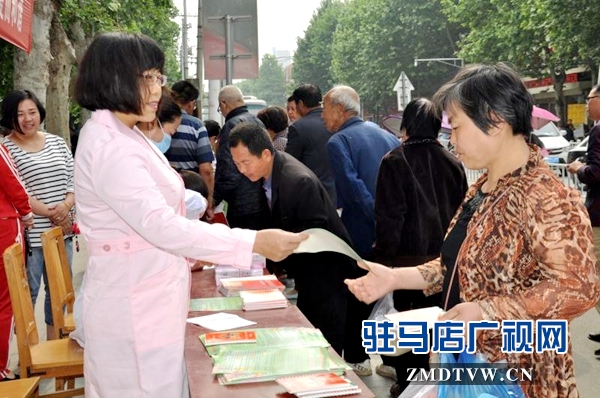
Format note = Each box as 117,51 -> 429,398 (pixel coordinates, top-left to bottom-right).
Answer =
0,90 -> 75,340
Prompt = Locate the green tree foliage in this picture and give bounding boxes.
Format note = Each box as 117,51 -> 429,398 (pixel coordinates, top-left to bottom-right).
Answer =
0,41 -> 14,99
292,0 -> 345,94
439,0 -> 600,121
331,0 -> 462,119
236,54 -> 286,106
60,0 -> 181,80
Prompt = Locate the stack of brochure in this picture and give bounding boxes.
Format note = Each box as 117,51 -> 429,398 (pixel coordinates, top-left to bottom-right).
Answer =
239,289 -> 288,311
276,372 -> 361,397
198,327 -> 351,385
218,275 -> 285,297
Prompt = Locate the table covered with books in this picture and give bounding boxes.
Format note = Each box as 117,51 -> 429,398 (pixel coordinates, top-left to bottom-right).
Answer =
184,267 -> 376,398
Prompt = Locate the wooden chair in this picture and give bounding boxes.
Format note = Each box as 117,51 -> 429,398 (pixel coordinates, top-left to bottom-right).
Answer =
3,243 -> 84,398
0,376 -> 41,398
40,227 -> 75,339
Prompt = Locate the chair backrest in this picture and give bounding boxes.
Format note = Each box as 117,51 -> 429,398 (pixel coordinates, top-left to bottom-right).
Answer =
41,227 -> 75,339
3,242 -> 37,373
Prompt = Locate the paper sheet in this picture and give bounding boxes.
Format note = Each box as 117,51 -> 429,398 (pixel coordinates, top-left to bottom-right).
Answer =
187,312 -> 257,331
382,306 -> 445,357
293,228 -> 370,270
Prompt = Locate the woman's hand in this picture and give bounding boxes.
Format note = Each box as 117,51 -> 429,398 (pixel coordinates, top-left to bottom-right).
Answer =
253,229 -> 308,262
55,217 -> 73,236
21,213 -> 34,230
48,201 -> 71,224
345,260 -> 397,304
438,302 -> 483,324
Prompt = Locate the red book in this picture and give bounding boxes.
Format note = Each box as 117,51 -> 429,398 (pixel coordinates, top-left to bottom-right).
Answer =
219,275 -> 285,297
204,330 -> 257,346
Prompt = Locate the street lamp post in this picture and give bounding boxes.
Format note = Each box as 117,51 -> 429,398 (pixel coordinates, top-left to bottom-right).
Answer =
414,57 -> 464,68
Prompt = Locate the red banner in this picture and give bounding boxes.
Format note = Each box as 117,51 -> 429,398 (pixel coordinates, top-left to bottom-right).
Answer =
0,0 -> 34,53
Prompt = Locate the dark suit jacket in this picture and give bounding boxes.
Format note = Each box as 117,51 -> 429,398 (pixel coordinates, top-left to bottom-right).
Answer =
285,108 -> 337,206
265,152 -> 357,294
577,124 -> 600,226
214,106 -> 266,218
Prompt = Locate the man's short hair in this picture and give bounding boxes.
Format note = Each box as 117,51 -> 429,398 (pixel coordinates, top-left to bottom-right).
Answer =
75,32 -> 164,114
229,122 -> 275,156
204,120 -> 221,138
292,84 -> 322,108
171,81 -> 200,104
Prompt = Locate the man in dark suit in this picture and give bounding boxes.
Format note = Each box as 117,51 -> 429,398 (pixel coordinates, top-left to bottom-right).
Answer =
214,85 -> 268,229
228,122 -> 361,359
286,84 -> 337,205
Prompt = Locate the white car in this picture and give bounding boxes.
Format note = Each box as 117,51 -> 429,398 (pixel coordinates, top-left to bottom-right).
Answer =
533,122 -> 571,163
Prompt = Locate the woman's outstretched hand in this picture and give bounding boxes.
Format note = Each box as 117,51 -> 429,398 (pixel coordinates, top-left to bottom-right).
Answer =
254,229 -> 308,262
345,260 -> 396,304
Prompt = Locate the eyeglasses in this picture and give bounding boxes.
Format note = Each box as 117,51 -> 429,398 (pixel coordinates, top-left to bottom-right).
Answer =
142,73 -> 167,87
217,102 -> 223,114
586,95 -> 599,103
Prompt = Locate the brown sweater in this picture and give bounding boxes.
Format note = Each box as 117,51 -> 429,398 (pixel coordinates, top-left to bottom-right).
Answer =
418,147 -> 599,398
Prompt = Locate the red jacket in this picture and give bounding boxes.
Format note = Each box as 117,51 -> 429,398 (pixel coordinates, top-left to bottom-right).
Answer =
0,144 -> 31,219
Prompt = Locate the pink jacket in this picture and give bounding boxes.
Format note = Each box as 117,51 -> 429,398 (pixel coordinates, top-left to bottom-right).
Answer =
74,110 -> 256,397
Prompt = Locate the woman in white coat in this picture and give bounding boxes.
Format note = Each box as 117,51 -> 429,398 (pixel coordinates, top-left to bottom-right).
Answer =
72,32 -> 305,398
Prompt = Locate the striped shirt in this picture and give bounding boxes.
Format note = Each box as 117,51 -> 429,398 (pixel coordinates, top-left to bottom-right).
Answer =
2,133 -> 74,247
166,111 -> 214,171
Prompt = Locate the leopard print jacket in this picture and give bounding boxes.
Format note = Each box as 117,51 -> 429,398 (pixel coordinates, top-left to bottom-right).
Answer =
417,147 -> 599,398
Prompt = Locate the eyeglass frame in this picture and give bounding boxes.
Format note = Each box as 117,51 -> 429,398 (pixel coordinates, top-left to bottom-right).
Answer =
141,73 -> 168,87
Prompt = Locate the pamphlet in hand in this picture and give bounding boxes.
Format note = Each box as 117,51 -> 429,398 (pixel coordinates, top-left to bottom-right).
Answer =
382,306 -> 445,357
293,228 -> 370,270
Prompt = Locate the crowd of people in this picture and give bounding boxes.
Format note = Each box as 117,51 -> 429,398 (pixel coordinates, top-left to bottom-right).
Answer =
0,31 -> 598,398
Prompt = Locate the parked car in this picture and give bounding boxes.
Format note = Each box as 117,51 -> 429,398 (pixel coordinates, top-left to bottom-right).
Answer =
533,122 -> 571,163
567,136 -> 588,164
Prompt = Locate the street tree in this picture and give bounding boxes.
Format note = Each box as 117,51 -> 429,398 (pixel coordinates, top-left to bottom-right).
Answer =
439,0 -> 594,123
331,0 -> 461,119
292,0 -> 345,94
4,0 -> 180,142
237,54 -> 286,106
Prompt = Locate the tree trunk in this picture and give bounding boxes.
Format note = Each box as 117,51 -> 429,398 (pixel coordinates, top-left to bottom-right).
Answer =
67,11 -> 92,126
13,0 -> 54,106
552,68 -> 566,126
46,13 -> 75,143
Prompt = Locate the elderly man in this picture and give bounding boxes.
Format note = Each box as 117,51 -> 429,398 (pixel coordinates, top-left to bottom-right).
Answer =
214,85 -> 268,229
285,84 -> 337,205
322,85 -> 399,259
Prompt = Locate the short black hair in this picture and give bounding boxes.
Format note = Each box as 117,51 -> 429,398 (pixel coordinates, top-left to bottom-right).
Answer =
204,120 -> 221,138
171,81 -> 199,104
157,95 -> 182,124
287,95 -> 295,103
0,90 -> 46,134
400,98 -> 441,139
292,84 -> 322,108
179,170 -> 208,198
433,63 -> 533,136
74,32 -> 164,114
257,106 -> 288,134
229,122 -> 274,156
